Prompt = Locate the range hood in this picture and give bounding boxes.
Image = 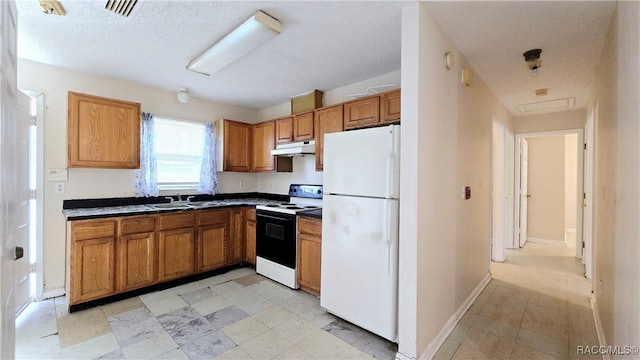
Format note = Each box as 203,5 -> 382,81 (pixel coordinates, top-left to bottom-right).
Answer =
271,140 -> 315,157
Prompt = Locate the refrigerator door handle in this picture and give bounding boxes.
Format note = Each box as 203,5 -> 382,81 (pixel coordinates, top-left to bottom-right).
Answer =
382,199 -> 392,275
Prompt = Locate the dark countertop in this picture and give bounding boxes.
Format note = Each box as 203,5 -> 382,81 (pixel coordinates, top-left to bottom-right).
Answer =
63,193 -> 289,221
298,208 -> 322,219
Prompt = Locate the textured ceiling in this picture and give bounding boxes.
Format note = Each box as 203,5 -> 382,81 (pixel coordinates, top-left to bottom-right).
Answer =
16,1 -> 406,110
423,1 -> 616,116
17,1 -> 616,115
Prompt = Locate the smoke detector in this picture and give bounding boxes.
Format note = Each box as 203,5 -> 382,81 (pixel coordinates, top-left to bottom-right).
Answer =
523,48 -> 542,77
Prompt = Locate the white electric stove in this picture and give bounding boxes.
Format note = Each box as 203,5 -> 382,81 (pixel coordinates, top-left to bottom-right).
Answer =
255,184 -> 323,288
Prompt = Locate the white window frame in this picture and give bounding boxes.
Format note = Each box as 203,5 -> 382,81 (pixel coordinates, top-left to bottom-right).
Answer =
154,116 -> 206,191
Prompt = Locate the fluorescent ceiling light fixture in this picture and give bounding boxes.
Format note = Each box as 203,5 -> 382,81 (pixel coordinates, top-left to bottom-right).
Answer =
187,10 -> 281,75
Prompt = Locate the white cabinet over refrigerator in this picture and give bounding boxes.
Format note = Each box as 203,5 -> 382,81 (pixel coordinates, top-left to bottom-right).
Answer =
321,125 -> 400,342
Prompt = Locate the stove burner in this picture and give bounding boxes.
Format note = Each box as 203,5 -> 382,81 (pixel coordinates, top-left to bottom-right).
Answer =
281,203 -> 295,206
266,204 -> 279,207
303,206 -> 318,208
285,206 -> 303,209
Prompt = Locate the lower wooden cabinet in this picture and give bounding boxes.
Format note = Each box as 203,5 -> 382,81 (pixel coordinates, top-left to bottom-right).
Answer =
228,208 -> 244,265
158,228 -> 195,282
297,216 -> 322,296
70,219 -> 117,304
197,209 -> 229,272
69,206 -> 259,306
119,232 -> 156,291
244,208 -> 256,265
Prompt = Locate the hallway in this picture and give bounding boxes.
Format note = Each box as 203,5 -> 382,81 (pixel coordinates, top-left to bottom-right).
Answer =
434,242 -> 599,359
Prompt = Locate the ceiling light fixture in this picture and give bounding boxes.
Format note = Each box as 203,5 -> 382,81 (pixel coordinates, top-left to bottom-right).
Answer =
523,48 -> 542,77
177,88 -> 191,103
187,10 -> 282,76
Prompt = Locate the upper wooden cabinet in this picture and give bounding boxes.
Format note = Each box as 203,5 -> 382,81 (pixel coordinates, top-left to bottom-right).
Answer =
68,92 -> 141,169
252,121 -> 276,172
275,116 -> 293,144
343,96 -> 380,130
314,105 -> 344,171
380,89 -> 401,123
215,119 -> 252,172
343,89 -> 401,130
293,112 -> 314,141
252,121 -> 292,173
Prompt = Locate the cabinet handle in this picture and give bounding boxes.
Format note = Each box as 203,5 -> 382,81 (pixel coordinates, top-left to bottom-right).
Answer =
14,246 -> 24,260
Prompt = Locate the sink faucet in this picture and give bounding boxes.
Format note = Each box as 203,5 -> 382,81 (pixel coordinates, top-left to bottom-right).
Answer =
186,196 -> 195,203
164,196 -> 174,203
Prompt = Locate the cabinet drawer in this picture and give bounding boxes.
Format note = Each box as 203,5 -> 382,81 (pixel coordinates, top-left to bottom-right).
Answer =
72,220 -> 117,241
159,212 -> 196,230
198,209 -> 229,226
298,217 -> 321,237
120,215 -> 156,235
245,208 -> 256,222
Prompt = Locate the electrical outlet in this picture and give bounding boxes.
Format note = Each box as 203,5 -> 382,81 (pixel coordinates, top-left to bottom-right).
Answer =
55,182 -> 65,194
239,181 -> 244,189
257,181 -> 264,189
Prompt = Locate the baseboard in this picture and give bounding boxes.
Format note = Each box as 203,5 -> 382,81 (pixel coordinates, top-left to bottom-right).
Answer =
41,288 -> 65,300
418,273 -> 492,360
395,352 -> 414,360
590,295 -> 611,360
527,237 -> 566,246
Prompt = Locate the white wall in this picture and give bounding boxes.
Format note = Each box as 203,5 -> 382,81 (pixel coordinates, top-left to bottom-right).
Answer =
589,1 -> 640,350
398,4 -> 513,357
18,60 -> 259,294
526,135 -> 566,243
513,109 -> 586,134
255,71 -> 401,194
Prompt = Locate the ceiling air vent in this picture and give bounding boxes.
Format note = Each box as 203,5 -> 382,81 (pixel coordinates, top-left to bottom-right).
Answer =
518,97 -> 575,114
105,0 -> 138,17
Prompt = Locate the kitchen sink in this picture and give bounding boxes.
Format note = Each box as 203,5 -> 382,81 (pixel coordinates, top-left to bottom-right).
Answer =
186,202 -> 212,208
147,203 -> 191,210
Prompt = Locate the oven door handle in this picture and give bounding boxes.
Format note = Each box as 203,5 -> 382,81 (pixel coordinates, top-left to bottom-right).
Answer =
257,213 -> 296,223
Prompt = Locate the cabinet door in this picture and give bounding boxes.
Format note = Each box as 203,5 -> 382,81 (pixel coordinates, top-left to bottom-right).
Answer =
71,237 -> 116,304
223,120 -> 252,172
293,112 -> 314,141
252,121 -> 276,172
197,224 -> 227,272
343,95 -> 380,130
297,234 -> 322,296
244,209 -> 256,265
68,92 -> 141,169
276,117 -> 293,144
314,105 -> 344,171
70,219 -> 117,304
380,89 -> 401,123
118,232 -> 156,291
228,208 -> 244,264
158,228 -> 195,282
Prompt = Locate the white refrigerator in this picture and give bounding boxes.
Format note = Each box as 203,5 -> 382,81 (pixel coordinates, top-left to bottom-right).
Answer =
320,125 -> 400,342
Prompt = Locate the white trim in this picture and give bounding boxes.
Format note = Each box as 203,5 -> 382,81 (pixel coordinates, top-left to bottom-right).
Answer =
42,288 -> 65,300
394,352 -> 414,360
527,237 -> 566,246
590,295 -> 610,360
419,273 -> 492,360
566,228 -> 577,234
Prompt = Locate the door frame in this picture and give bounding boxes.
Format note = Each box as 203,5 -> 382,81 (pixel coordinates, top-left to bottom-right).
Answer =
491,118 -> 509,262
583,106 -> 596,280
22,91 -> 44,299
514,129 -> 585,257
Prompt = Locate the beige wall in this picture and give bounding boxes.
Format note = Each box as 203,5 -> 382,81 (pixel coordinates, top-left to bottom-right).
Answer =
255,70 -> 401,194
526,135 -> 566,242
398,4 -> 513,357
513,109 -> 586,134
590,1 -> 640,350
18,60 -> 259,294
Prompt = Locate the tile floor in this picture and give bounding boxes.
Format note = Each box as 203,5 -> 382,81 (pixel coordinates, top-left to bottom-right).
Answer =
433,242 -> 600,360
16,267 -> 397,360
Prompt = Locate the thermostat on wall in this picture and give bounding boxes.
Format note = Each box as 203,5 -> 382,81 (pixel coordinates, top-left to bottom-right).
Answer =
47,168 -> 68,181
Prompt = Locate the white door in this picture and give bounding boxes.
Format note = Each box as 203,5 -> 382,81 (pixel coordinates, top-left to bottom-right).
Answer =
323,125 -> 400,199
15,91 -> 32,314
320,194 -> 399,341
519,138 -> 529,247
0,1 -> 18,358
